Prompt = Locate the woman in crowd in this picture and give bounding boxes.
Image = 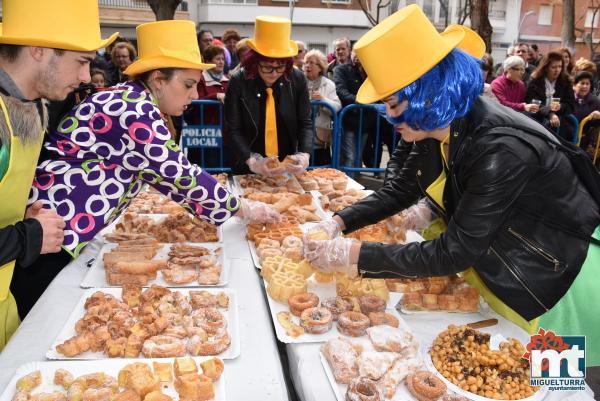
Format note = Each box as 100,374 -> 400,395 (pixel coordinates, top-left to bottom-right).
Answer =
302,49 -> 341,166
525,50 -> 575,139
225,16 -> 312,175
305,5 -> 600,366
558,47 -> 574,77
186,44 -> 230,167
229,38 -> 250,75
14,20 -> 278,318
573,57 -> 600,98
491,56 -> 538,112
90,68 -> 107,89
573,71 -> 600,155
109,41 -> 136,85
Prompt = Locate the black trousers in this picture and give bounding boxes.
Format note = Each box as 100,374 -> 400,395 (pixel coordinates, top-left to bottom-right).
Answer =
10,249 -> 72,320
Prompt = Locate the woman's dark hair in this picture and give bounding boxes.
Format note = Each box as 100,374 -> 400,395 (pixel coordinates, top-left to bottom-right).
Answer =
90,68 -> 107,81
203,45 -> 225,63
531,50 -> 566,81
574,71 -> 594,85
241,49 -> 294,80
135,68 -> 178,85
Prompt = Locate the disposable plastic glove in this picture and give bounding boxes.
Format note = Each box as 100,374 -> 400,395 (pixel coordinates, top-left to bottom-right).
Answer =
239,199 -> 282,224
387,198 -> 436,232
303,237 -> 360,275
284,152 -> 310,175
247,154 -> 286,176
306,219 -> 342,240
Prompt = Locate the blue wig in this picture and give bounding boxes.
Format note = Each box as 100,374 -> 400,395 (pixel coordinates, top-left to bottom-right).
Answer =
380,48 -> 483,131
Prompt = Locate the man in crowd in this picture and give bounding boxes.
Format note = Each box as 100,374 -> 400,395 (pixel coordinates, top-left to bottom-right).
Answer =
528,43 -> 542,67
513,42 -> 534,84
0,0 -> 117,348
198,29 -> 215,58
327,37 -> 351,79
294,41 -> 307,69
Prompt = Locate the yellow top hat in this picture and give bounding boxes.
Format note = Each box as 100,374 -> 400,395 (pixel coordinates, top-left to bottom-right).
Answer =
445,24 -> 486,59
247,16 -> 298,59
124,20 -> 214,77
354,4 -> 467,104
0,0 -> 118,51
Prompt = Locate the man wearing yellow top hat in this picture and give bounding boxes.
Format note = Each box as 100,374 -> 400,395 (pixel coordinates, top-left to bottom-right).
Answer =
17,20 -> 278,319
0,0 -> 117,349
305,4 -> 600,368
225,16 -> 313,176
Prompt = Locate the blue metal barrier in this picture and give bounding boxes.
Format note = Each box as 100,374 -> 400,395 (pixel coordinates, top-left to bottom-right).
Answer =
180,99 -> 231,173
333,104 -> 399,174
556,114 -> 579,145
308,100 -> 339,168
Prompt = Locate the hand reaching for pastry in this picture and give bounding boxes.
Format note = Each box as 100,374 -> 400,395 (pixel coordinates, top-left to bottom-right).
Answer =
388,199 -> 435,232
303,237 -> 360,275
283,152 -> 310,175
246,154 -> 286,177
306,218 -> 342,240
239,199 -> 282,223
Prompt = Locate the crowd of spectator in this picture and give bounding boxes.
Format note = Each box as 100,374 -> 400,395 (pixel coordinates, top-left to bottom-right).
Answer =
84,32 -> 600,172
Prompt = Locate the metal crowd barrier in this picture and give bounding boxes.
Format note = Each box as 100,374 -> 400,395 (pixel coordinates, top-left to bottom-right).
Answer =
333,104 -> 399,174
180,99 -> 230,173
180,99 -> 400,174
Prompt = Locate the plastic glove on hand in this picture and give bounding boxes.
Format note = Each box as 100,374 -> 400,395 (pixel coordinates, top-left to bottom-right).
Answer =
388,199 -> 435,232
306,219 -> 342,240
240,199 -> 282,224
303,237 -> 359,275
283,153 -> 310,175
247,154 -> 286,177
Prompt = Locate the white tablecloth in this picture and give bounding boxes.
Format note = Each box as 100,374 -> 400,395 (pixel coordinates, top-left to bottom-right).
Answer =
287,299 -> 595,401
0,218 -> 289,401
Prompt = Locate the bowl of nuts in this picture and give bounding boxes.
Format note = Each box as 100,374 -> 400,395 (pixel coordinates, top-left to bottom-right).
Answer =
424,325 -> 546,401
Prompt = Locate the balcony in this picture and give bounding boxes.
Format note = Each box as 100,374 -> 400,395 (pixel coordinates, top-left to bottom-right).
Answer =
99,0 -> 190,28
99,0 -> 188,11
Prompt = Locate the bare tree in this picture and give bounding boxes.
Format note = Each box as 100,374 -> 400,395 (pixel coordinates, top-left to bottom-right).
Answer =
470,0 -> 492,51
456,0 -> 472,25
356,0 -> 392,26
561,0 -> 576,49
146,0 -> 182,21
577,0 -> 600,59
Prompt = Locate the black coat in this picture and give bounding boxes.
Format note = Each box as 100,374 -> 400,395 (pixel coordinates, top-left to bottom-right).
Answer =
339,97 -> 600,320
525,75 -> 575,120
224,68 -> 312,173
333,62 -> 378,132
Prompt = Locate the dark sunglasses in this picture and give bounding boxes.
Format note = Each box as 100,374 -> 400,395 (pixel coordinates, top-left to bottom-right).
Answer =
258,63 -> 286,73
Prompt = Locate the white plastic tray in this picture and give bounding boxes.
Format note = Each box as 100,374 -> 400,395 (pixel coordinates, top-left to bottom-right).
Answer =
265,276 -> 405,344
80,243 -> 229,288
48,287 -> 240,360
1,357 -> 226,401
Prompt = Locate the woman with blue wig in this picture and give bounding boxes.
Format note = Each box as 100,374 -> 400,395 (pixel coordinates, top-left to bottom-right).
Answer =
305,5 -> 600,367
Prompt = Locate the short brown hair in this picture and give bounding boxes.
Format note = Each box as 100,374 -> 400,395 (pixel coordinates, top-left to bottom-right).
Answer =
222,29 -> 241,43
111,42 -> 137,63
203,45 -> 225,63
573,57 -> 597,76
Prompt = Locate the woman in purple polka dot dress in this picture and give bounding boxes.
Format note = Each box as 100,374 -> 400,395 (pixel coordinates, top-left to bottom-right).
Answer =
12,21 -> 277,318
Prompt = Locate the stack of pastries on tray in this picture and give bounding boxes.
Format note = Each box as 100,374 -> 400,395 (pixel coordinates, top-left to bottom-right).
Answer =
56,285 -> 231,359
111,212 -> 218,243
11,356 -> 224,401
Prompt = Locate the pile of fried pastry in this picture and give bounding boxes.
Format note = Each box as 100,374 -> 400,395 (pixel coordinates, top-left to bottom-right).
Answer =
11,356 -> 223,401
56,285 -> 231,359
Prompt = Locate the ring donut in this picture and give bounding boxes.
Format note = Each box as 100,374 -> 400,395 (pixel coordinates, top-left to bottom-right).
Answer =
406,371 -> 447,401
358,295 -> 386,314
322,296 -> 354,321
300,307 -> 333,334
187,330 -> 231,356
367,312 -> 399,328
289,292 -> 319,317
345,377 -> 381,401
142,335 -> 186,358
337,311 -> 370,337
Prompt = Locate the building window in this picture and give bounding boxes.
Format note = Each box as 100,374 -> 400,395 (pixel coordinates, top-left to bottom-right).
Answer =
322,0 -> 351,4
585,9 -> 600,28
205,0 -> 257,4
308,43 -> 328,55
537,5 -> 553,26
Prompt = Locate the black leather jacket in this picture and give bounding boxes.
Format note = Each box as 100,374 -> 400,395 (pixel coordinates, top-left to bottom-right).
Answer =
224,68 -> 313,173
341,97 -> 600,320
